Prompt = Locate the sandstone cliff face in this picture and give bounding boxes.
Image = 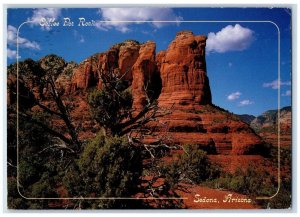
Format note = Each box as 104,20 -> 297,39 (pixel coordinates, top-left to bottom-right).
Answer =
71,40 -> 142,91
71,54 -> 100,91
131,41 -> 157,109
70,40 -> 158,110
158,30 -> 212,108
71,31 -> 212,109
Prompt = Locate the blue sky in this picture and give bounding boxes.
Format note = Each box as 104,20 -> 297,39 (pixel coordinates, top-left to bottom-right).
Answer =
7,7 -> 291,116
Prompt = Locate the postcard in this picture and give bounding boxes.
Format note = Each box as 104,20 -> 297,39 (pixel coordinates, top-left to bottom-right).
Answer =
6,7 -> 292,210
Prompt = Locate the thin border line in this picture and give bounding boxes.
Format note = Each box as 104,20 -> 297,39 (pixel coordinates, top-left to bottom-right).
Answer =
16,19 -> 281,200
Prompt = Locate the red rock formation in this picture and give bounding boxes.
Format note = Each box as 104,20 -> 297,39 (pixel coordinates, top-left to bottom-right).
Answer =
156,50 -> 166,71
158,30 -> 212,108
55,62 -> 78,95
71,40 -> 141,92
118,41 -> 140,82
68,31 -> 265,155
71,54 -> 99,91
70,40 -> 160,110
132,41 -> 157,110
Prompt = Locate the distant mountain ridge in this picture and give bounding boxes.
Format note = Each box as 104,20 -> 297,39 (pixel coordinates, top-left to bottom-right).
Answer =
237,106 -> 291,133
237,114 -> 256,124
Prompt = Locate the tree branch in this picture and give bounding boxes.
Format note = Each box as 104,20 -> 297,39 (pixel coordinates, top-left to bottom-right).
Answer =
12,110 -> 73,146
47,76 -> 81,151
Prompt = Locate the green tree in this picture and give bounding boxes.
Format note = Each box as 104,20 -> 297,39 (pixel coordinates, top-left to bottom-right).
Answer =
88,84 -> 132,136
63,133 -> 143,208
7,56 -> 79,209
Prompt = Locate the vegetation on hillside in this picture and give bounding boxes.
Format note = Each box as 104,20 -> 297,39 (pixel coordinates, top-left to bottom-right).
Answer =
7,56 -> 291,209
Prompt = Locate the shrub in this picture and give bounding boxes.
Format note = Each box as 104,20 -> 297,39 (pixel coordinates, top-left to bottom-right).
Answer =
7,178 -> 29,209
214,166 -> 275,196
163,145 -> 220,187
206,164 -> 291,209
268,186 -> 291,209
63,133 -> 143,208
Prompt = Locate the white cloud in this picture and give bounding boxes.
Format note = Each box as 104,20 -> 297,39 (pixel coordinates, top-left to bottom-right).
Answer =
228,62 -> 233,67
97,8 -> 183,33
7,25 -> 40,50
227,91 -> 241,101
206,24 -> 254,53
263,79 -> 291,89
281,90 -> 291,97
7,48 -> 20,59
30,8 -> 61,24
27,8 -> 62,30
238,100 -> 254,106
